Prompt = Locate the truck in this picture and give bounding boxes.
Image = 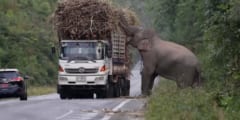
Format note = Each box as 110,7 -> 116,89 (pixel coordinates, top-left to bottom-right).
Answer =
52,31 -> 130,99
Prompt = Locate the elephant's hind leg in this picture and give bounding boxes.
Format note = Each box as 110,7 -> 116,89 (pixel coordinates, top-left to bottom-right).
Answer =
192,68 -> 202,88
176,70 -> 195,88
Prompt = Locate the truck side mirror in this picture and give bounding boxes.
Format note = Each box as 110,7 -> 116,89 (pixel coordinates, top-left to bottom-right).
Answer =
24,75 -> 30,80
107,50 -> 112,58
106,44 -> 112,58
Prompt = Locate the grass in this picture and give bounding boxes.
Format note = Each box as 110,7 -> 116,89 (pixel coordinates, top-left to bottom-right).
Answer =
145,79 -> 227,120
27,85 -> 56,96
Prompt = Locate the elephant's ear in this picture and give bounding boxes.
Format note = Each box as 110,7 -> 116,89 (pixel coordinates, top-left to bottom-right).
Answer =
137,39 -> 151,51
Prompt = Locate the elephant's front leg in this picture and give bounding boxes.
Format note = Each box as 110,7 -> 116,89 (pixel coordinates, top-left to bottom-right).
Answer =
141,69 -> 154,96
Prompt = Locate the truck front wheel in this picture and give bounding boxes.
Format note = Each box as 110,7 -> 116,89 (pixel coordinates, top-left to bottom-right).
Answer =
58,86 -> 68,99
97,85 -> 110,98
59,90 -> 68,99
60,92 -> 67,99
97,90 -> 106,98
79,92 -> 93,98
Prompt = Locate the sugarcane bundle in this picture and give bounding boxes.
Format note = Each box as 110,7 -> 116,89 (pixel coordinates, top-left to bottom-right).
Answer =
53,0 -> 139,40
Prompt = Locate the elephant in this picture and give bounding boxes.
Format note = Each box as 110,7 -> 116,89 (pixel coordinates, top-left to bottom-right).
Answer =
119,19 -> 202,96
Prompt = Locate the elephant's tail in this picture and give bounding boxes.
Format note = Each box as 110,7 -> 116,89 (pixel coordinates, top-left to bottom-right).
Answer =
193,66 -> 203,87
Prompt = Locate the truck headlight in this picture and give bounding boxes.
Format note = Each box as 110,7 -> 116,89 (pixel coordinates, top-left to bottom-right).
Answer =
59,76 -> 68,81
100,65 -> 106,72
95,76 -> 104,81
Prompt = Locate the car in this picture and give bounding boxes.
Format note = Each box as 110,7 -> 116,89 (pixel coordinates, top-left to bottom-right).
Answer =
0,69 -> 28,101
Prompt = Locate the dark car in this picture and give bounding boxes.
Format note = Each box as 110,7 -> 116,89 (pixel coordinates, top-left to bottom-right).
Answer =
0,69 -> 28,101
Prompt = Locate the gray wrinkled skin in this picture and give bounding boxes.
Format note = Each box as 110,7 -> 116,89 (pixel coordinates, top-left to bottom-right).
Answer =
120,22 -> 202,96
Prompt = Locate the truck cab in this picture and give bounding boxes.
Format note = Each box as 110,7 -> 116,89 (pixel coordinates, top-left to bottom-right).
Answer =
57,40 -> 112,99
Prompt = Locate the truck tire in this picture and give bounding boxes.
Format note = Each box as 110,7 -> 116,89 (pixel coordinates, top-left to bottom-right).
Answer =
106,76 -> 114,98
121,79 -> 130,96
97,85 -> 112,98
68,90 -> 91,99
107,83 -> 120,98
113,82 -> 121,97
97,89 -> 106,98
107,84 -> 114,98
97,91 -> 106,98
106,75 -> 120,98
58,86 -> 68,99
59,91 -> 67,99
83,92 -> 93,98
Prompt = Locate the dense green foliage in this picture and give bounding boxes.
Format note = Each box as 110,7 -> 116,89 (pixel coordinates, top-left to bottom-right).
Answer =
0,0 -> 57,85
147,80 -> 220,120
147,79 -> 239,120
146,0 -> 240,119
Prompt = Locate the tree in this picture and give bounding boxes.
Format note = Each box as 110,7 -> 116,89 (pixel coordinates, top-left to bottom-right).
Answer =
0,0 -> 57,85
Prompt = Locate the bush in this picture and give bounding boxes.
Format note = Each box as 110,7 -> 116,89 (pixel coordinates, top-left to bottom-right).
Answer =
146,80 -> 223,120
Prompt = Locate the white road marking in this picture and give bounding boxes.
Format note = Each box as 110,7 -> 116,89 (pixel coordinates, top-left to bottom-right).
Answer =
66,112 -> 99,120
101,115 -> 111,120
101,99 -> 132,120
56,110 -> 73,120
112,99 -> 131,112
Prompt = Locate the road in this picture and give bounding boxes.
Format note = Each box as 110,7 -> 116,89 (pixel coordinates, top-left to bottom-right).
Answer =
0,63 -> 146,120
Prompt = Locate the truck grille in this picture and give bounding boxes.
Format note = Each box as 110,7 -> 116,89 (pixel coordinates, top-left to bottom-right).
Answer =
65,68 -> 98,74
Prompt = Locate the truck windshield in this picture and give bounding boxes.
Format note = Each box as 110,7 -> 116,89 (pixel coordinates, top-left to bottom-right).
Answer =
60,42 -> 104,60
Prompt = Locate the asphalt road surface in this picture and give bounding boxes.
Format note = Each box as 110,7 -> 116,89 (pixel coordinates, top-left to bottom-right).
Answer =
0,62 -> 146,120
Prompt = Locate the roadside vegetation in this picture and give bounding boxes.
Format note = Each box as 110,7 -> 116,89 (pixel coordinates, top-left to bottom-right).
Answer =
146,80 -> 221,120
0,0 -> 57,87
145,0 -> 240,119
28,85 -> 56,96
146,79 -> 236,120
